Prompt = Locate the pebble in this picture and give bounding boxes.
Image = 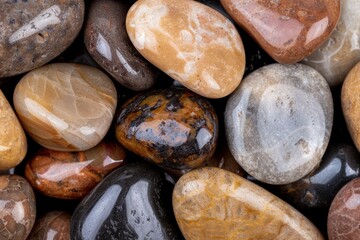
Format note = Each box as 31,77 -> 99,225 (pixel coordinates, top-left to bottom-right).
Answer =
225,64 -> 333,184
13,63 -> 117,151
126,0 -> 245,98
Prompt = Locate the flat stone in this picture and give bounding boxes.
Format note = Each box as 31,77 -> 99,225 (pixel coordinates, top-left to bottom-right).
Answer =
220,0 -> 340,64
0,90 -> 27,170
24,140 -> 126,199
328,178 -> 360,240
13,63 -> 117,151
115,88 -> 218,170
126,0 -> 245,98
0,0 -> 84,77
172,167 -> 323,240
303,0 -> 360,87
0,175 -> 36,240
85,0 -> 157,91
225,64 -> 333,184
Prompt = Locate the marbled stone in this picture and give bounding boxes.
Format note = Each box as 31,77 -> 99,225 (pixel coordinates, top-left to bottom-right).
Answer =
13,63 -> 117,151
71,161 -> 183,240
85,0 -> 157,91
328,178 -> 360,240
0,175 -> 36,240
0,90 -> 27,170
115,88 -> 218,170
220,0 -> 340,64
0,0 -> 84,78
126,0 -> 245,98
278,144 -> 360,208
303,0 -> 360,87
24,140 -> 126,199
225,64 -> 333,184
27,211 -> 71,240
173,167 -> 323,240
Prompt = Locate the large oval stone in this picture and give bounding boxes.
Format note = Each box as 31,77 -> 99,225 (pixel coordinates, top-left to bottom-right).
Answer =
225,64 -> 333,184
0,0 -> 84,77
71,161 -> 183,239
13,63 -> 117,151
173,167 -> 323,239
126,0 -> 245,98
115,88 -> 218,170
220,0 -> 340,64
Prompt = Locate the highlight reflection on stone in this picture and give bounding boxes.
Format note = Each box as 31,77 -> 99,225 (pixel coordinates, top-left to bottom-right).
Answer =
13,63 -> 117,151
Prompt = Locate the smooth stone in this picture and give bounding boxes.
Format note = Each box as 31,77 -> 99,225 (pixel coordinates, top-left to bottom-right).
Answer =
0,90 -> 27,170
328,178 -> 360,240
278,143 -> 360,209
302,0 -> 360,87
173,167 -> 323,240
85,0 -> 157,91
13,63 -> 117,151
225,63 -> 333,184
24,140 -> 126,199
0,0 -> 84,78
220,0 -> 340,64
71,161 -> 183,240
0,175 -> 36,240
126,0 -> 245,98
115,88 -> 218,170
27,211 -> 71,240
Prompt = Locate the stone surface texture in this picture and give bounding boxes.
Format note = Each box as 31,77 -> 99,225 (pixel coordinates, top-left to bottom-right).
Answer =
225,64 -> 333,184
126,0 -> 245,98
220,0 -> 340,64
0,0 -> 84,78
13,63 -> 117,151
173,167 -> 323,240
0,90 -> 27,170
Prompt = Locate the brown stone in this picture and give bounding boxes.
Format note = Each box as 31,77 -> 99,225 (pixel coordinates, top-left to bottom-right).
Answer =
220,0 -> 340,64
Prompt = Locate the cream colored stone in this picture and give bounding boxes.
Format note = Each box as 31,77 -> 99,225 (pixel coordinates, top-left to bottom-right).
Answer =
126,0 -> 245,98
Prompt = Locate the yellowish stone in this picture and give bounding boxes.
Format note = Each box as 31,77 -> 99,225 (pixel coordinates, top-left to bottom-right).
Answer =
126,0 -> 245,99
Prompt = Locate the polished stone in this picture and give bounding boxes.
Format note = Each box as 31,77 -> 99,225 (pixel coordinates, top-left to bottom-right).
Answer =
328,178 -> 360,240
25,140 -> 126,199
0,90 -> 27,170
225,64 -> 333,184
220,0 -> 340,64
116,88 -> 218,170
71,161 -> 183,239
126,0 -> 245,98
0,0 -> 84,77
0,175 -> 36,239
13,63 -> 117,151
173,167 -> 323,240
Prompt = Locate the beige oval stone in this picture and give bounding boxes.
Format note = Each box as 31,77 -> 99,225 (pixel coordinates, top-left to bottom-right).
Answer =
13,63 -> 117,151
0,91 -> 27,170
126,0 -> 245,99
173,167 -> 323,240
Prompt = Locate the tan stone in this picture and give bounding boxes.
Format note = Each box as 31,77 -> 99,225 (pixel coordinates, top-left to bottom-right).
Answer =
173,167 -> 324,240
0,90 -> 27,170
126,0 -> 245,99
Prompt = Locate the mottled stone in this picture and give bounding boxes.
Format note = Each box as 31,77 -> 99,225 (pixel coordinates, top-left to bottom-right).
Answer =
24,141 -> 126,199
225,64 -> 333,184
0,175 -> 36,240
27,211 -> 71,240
13,63 -> 117,151
116,88 -> 218,170
0,90 -> 27,170
328,178 -> 360,240
0,0 -> 84,77
71,161 -> 183,240
173,167 -> 323,240
126,0 -> 245,98
220,0 -> 340,64
85,0 -> 157,91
